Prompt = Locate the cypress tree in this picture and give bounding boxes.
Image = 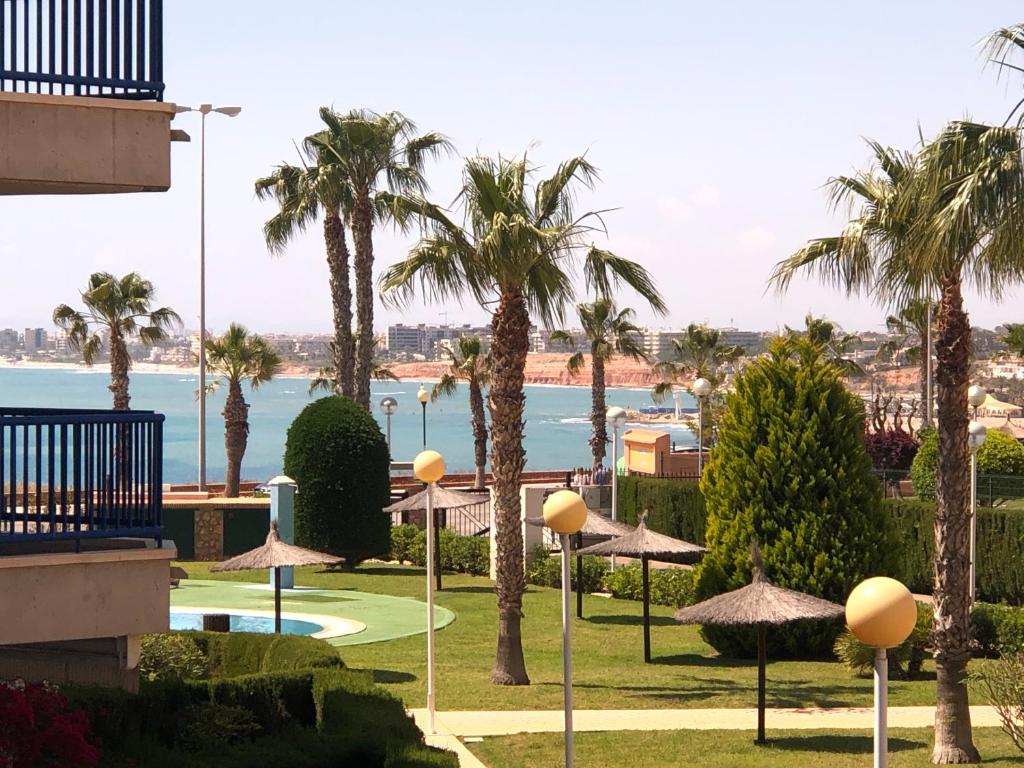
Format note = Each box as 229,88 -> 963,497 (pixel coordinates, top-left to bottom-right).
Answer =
695,336 -> 890,657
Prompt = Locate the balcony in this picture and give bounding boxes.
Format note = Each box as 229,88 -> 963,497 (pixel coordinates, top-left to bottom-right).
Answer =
0,407 -> 165,547
0,0 -> 180,195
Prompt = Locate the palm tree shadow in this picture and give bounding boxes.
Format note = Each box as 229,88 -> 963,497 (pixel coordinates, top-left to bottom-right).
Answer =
767,735 -> 924,754
586,614 -> 678,627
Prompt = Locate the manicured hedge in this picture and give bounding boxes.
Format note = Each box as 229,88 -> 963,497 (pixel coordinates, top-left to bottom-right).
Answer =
389,525 -> 489,576
616,475 -> 706,545
67,633 -> 456,768
526,548 -> 609,593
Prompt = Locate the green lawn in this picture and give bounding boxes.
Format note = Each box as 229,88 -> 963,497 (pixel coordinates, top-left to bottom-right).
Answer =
467,729 -> 1024,767
179,561 -> 991,712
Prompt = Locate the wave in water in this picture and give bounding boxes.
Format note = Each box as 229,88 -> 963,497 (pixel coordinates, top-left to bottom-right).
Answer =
559,417 -> 591,425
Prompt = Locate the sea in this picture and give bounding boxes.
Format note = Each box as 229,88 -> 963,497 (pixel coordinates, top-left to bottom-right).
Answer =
0,367 -> 697,484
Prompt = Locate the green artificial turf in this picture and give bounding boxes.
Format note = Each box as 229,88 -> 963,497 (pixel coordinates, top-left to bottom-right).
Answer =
182,561 -> 997,712
468,729 -> 1024,767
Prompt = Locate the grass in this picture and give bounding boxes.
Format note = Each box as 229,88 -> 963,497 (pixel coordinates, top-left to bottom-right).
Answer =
468,729 -> 1024,767
179,561 -> 994,712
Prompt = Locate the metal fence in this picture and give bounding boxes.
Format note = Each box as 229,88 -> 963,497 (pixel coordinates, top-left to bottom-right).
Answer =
0,0 -> 164,99
390,488 -> 491,537
0,407 -> 164,545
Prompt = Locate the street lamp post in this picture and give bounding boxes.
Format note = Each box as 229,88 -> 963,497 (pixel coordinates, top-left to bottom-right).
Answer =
380,396 -> 398,452
845,577 -> 918,768
607,406 -> 628,572
176,103 -> 242,491
968,420 -> 988,604
692,378 -> 713,476
418,385 -> 429,448
542,490 -> 588,768
414,450 -> 445,734
968,385 -> 987,420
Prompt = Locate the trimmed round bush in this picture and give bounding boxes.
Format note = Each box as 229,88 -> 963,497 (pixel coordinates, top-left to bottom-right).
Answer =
284,396 -> 391,566
863,428 -> 919,471
911,427 -> 1024,500
695,337 -> 892,658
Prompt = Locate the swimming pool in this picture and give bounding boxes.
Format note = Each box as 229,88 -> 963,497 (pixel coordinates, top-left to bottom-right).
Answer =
170,612 -> 324,636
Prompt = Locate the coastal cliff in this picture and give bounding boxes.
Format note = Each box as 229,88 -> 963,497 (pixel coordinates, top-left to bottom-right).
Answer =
390,353 -> 664,388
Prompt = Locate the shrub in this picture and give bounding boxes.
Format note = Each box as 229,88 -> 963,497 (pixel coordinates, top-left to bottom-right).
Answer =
972,603 -> 1024,657
284,396 -> 391,566
188,631 -> 344,678
0,680 -> 99,767
696,337 -> 892,657
390,525 -> 490,576
970,650 -> 1024,754
604,565 -> 696,608
616,476 -> 706,544
834,602 -> 932,679
863,428 -> 919,471
911,427 -> 1024,501
139,633 -> 208,681
526,548 -> 609,593
178,702 -> 261,752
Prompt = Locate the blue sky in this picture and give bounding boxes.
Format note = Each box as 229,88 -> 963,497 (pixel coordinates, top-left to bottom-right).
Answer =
3,1 -> 1023,335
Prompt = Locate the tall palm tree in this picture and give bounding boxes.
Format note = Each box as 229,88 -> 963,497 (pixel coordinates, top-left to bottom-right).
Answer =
381,153 -> 666,685
878,299 -> 933,412
205,324 -> 282,497
999,322 -> 1024,357
308,108 -> 451,409
432,336 -> 491,489
53,272 -> 179,410
551,299 -> 646,469
772,122 -> 1024,763
255,118 -> 355,397
651,322 -> 744,401
308,343 -> 400,396
784,313 -> 865,377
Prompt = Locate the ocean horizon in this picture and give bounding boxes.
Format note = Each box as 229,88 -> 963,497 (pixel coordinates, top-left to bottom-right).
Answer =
0,367 -> 696,484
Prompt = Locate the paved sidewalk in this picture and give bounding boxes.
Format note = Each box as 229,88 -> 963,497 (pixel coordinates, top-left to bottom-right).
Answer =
411,705 -> 1001,738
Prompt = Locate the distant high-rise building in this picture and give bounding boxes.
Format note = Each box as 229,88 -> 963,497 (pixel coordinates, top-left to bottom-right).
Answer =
718,328 -> 764,354
387,323 -> 491,359
642,329 -> 685,361
23,327 -> 46,353
0,329 -> 18,354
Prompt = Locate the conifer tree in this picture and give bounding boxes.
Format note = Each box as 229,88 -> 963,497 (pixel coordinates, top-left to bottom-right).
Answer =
695,336 -> 891,657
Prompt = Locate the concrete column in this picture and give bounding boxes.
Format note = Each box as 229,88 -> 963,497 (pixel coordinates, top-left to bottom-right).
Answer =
269,475 -> 297,589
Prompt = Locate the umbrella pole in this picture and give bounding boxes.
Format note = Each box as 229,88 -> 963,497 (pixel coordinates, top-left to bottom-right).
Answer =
575,532 -> 583,619
756,624 -> 766,744
434,505 -> 443,592
274,566 -> 282,634
642,555 -> 651,664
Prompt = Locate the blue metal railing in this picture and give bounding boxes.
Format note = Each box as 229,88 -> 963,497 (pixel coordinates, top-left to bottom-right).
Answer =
0,407 -> 164,545
0,0 -> 164,100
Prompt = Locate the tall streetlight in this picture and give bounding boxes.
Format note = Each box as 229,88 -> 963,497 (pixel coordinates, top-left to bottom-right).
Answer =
846,577 -> 917,768
176,103 -> 242,491
417,385 -> 429,448
606,406 -> 627,572
542,490 -> 587,768
968,420 -> 988,604
380,396 -> 398,452
692,378 -> 713,476
414,449 -> 446,734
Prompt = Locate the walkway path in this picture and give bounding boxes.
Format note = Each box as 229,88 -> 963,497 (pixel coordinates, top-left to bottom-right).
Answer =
411,706 -> 1003,768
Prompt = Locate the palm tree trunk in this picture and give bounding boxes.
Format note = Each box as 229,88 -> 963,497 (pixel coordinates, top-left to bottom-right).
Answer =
470,378 -> 487,489
931,275 -> 980,764
108,333 -> 131,410
590,355 -> 607,469
351,188 -> 375,409
223,379 -> 249,498
324,207 -> 354,398
489,286 -> 530,686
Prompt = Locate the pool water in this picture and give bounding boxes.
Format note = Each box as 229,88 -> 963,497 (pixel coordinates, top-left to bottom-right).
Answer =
170,612 -> 323,636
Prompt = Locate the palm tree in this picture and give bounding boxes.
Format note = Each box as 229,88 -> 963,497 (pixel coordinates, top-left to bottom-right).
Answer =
308,344 -> 400,396
255,117 -> 356,397
551,299 -> 646,469
53,272 -> 179,410
878,299 -> 933,412
651,322 -> 744,401
772,122 -> 1024,763
205,324 -> 282,497
381,153 -> 666,685
431,336 -> 491,489
999,323 -> 1024,357
307,108 -> 451,409
784,314 -> 865,377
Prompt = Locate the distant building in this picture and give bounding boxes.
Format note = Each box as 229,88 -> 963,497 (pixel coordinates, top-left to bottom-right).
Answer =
386,323 -> 491,359
23,328 -> 46,353
642,329 -> 685,361
718,328 -> 764,354
0,328 -> 18,354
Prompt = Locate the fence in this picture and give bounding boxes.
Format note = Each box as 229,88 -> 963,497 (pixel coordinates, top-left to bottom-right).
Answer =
0,0 -> 164,99
0,407 -> 164,545
389,488 -> 491,538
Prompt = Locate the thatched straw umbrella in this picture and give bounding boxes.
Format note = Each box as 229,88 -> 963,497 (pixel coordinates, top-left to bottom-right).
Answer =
673,545 -> 844,744
385,486 -> 485,590
210,521 -> 341,632
578,513 -> 706,662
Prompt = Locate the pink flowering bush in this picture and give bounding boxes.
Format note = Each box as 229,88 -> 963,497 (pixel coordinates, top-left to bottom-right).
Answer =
0,680 -> 99,768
